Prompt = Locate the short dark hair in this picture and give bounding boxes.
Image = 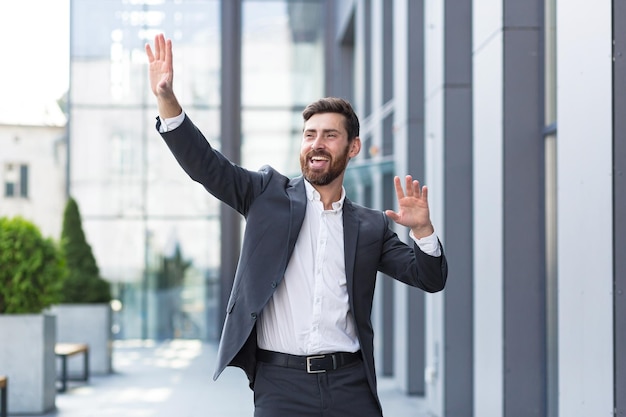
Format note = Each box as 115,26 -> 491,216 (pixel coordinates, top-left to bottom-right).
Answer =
302,97 -> 360,140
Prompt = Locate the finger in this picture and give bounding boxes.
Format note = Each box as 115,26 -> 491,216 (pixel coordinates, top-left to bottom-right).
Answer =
421,185 -> 429,202
153,34 -> 160,60
405,175 -> 414,196
165,38 -> 173,67
412,179 -> 421,197
393,176 -> 405,201
155,33 -> 165,60
145,43 -> 154,62
385,210 -> 400,222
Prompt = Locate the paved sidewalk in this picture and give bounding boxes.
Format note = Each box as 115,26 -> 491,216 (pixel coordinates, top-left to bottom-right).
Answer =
23,340 -> 430,417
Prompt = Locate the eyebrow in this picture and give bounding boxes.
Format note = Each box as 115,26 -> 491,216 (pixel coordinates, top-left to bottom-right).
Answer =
303,128 -> 341,134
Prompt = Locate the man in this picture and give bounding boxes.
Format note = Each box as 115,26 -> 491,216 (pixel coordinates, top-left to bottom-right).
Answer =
146,33 -> 448,417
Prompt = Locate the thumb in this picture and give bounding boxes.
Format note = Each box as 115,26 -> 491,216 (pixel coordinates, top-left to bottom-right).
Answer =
385,210 -> 400,222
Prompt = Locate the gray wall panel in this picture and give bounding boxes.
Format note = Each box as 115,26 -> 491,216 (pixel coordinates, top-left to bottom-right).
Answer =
406,0 -> 426,395
407,288 -> 426,395
219,0 -> 242,329
613,0 -> 626,413
504,3 -> 542,27
325,0 -> 355,99
443,87 -> 473,417
502,11 -> 546,416
443,0 -> 474,415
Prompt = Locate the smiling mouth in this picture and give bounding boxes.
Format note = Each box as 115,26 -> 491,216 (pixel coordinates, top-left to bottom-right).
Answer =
309,155 -> 330,169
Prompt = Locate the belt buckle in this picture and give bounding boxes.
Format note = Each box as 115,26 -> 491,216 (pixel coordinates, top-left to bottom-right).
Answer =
306,355 -> 326,374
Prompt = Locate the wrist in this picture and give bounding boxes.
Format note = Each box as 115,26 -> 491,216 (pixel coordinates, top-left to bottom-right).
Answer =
157,94 -> 182,119
411,223 -> 434,239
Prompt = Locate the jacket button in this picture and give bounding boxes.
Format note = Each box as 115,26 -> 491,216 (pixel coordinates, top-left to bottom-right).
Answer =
251,312 -> 257,320
271,281 -> 277,288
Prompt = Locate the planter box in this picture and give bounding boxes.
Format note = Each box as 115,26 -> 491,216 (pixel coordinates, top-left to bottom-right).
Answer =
49,304 -> 113,375
0,314 -> 56,414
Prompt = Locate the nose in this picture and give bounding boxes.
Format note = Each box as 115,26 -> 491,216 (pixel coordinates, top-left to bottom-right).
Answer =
311,135 -> 324,150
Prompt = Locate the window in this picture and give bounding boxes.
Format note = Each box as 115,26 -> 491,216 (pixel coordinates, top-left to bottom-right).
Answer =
3,163 -> 29,198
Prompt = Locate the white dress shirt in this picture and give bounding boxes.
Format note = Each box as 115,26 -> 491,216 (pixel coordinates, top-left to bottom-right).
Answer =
256,181 -> 441,355
159,113 -> 442,355
257,182 -> 359,355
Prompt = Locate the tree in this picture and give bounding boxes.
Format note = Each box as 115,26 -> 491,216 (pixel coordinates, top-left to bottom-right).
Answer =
60,197 -> 111,303
0,216 -> 66,313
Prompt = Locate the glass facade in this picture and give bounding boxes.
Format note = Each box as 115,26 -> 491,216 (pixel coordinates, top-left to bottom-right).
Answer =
69,0 -> 323,341
241,0 -> 324,176
70,0 -> 221,340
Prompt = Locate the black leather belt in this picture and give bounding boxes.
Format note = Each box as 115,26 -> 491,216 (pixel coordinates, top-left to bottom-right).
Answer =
257,349 -> 362,374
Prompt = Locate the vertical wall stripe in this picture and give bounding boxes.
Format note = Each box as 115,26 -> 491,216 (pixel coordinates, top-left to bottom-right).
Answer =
472,0 -> 504,415
424,0 -> 445,411
557,1 -> 615,415
443,0 -> 474,414
502,0 -> 546,413
325,0 -> 356,101
399,0 -> 428,397
219,0 -> 242,330
613,0 -> 626,414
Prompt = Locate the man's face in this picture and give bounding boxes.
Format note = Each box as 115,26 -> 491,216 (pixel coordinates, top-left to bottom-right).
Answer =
300,112 -> 360,186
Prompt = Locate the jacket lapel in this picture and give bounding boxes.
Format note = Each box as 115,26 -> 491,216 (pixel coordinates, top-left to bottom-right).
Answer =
342,199 -> 360,302
285,181 -> 360,300
285,177 -> 307,262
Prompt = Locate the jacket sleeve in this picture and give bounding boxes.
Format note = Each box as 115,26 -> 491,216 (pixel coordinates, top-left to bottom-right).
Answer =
378,213 -> 448,293
158,114 -> 268,216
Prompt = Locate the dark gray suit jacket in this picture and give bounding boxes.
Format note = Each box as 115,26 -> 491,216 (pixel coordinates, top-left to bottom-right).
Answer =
160,114 -> 448,408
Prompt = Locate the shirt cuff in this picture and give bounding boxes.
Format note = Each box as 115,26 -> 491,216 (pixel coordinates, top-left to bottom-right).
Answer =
409,230 -> 442,257
158,111 -> 185,133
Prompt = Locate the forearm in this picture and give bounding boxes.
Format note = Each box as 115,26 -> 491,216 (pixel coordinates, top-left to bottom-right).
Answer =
414,244 -> 448,292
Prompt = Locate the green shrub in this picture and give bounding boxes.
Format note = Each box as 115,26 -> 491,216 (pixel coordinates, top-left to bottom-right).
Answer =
0,216 -> 67,314
60,197 -> 112,303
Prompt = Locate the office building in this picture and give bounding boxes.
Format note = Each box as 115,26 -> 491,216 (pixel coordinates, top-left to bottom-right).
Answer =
67,0 -> 624,415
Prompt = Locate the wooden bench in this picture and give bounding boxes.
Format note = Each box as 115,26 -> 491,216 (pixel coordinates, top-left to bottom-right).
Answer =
55,343 -> 89,393
0,375 -> 7,417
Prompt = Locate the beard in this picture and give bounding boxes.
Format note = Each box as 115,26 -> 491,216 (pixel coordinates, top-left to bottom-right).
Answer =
300,144 -> 351,186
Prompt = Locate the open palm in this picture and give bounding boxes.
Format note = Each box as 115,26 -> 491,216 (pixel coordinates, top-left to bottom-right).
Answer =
385,175 -> 434,238
145,34 -> 174,98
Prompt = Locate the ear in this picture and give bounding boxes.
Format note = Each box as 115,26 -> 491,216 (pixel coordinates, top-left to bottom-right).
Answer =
349,137 -> 361,158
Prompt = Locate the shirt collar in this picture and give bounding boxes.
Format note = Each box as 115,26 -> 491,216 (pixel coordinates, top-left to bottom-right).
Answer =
304,180 -> 345,211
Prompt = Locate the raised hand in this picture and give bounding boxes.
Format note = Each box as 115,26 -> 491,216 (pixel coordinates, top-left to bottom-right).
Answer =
145,34 -> 182,118
384,175 -> 435,239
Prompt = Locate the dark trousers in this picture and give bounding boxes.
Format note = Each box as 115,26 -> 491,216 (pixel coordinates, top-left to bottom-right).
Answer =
253,359 -> 383,417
